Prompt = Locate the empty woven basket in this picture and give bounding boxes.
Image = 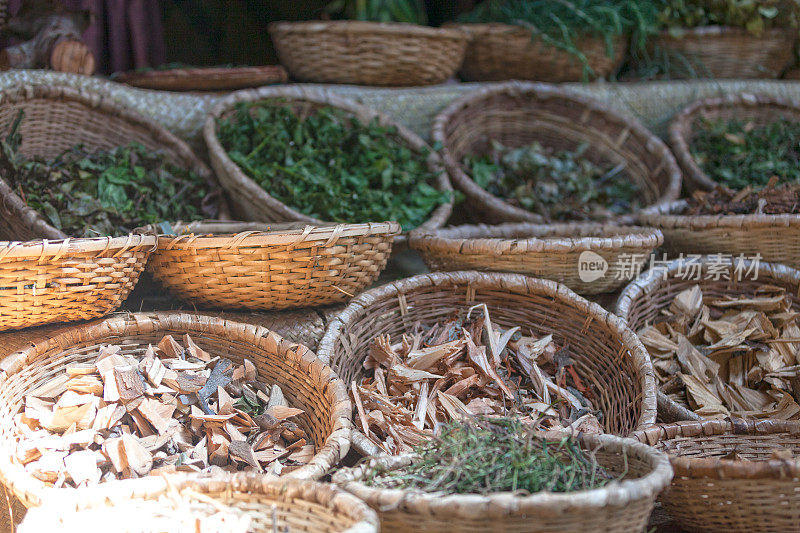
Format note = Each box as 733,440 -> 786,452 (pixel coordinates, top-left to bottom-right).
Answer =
409,223 -> 663,295
19,474 -> 378,532
145,220 -> 400,310
268,21 -> 467,86
0,313 -> 351,516
317,271 -> 657,457
432,82 -> 682,224
0,84 -> 222,241
332,432 -> 672,533
633,418 -> 800,533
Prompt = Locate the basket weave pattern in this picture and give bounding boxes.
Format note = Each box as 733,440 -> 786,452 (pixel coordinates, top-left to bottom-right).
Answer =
332,432 -> 672,533
0,313 -> 351,509
409,223 -> 663,294
633,419 -> 800,532
268,21 -> 467,86
431,82 -> 682,224
114,65 -> 288,92
454,23 -> 626,82
146,221 -> 399,310
0,236 -> 155,331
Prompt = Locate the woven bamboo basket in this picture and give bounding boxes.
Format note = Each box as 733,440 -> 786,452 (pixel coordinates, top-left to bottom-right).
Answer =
144,220 -> 400,310
633,418 -> 800,533
332,432 -> 672,533
616,256 -> 800,423
317,270 -> 657,457
18,474 -> 378,532
409,223 -> 663,295
0,84 -> 223,241
113,65 -> 288,92
639,199 -> 800,268
204,86 -> 453,245
670,93 -> 800,192
652,26 -> 796,79
0,313 -> 351,518
268,20 -> 467,86
431,82 -> 682,224
452,23 -> 627,82
0,235 -> 156,332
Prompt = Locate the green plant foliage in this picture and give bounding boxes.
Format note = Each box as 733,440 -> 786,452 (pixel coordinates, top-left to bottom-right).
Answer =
217,101 -> 449,231
323,0 -> 428,24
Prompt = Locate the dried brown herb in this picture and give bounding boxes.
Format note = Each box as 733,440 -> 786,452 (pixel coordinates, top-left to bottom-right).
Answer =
684,180 -> 800,216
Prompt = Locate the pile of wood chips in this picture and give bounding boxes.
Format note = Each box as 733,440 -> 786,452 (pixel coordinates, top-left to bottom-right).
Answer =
352,304 -> 603,455
639,285 -> 800,418
16,335 -> 314,488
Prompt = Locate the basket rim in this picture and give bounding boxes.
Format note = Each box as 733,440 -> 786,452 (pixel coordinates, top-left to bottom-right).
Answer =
431,81 -> 683,224
317,270 -> 658,434
0,312 -> 352,506
332,432 -> 673,512
409,222 -> 663,256
0,234 -> 158,258
668,92 -> 800,191
632,418 -> 800,480
655,25 -> 797,40
203,85 -> 453,238
267,19 -> 468,41
639,199 -> 800,228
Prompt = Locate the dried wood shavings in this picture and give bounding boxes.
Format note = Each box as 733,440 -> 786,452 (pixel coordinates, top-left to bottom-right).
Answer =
638,284 -> 800,419
15,335 -> 312,489
352,304 -> 603,455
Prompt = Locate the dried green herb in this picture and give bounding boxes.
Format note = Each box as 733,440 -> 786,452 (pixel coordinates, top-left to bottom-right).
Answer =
0,112 -> 217,238
465,140 -> 640,221
322,0 -> 427,24
362,417 -> 618,495
691,118 -> 800,190
217,101 -> 450,231
657,0 -> 799,37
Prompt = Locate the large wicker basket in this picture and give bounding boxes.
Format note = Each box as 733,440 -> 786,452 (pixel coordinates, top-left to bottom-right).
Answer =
0,84 -> 223,241
409,223 -> 663,295
639,199 -> 800,268
652,26 -> 796,79
633,418 -> 800,533
0,313 -> 351,517
317,271 -> 657,457
616,257 -> 800,423
452,23 -> 627,82
670,93 -> 800,192
145,220 -> 400,310
204,86 -> 453,244
432,82 -> 682,224
0,235 -> 156,331
113,65 -> 288,92
332,432 -> 672,533
268,20 -> 467,86
19,474 -> 378,532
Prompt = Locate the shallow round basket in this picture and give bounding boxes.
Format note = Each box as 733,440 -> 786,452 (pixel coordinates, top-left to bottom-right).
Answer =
19,474 -> 378,532
204,86 -> 452,244
652,26 -> 796,79
317,271 -> 657,457
616,256 -> 800,423
268,20 -> 467,86
452,23 -> 627,82
669,93 -> 800,192
0,313 -> 351,517
0,235 -> 156,331
633,418 -> 800,533
409,223 -> 663,295
113,65 -> 288,92
332,432 -> 672,533
639,199 -> 800,268
431,82 -> 682,224
146,220 -> 400,310
0,84 -> 223,241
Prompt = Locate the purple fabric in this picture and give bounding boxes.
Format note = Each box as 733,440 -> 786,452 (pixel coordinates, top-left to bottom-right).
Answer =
5,0 -> 165,73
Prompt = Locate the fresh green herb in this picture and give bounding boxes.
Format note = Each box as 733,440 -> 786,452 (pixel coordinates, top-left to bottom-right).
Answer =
457,0 -> 659,79
323,0 -> 427,24
0,112 -> 217,238
656,0 -> 800,37
362,417 -> 618,495
465,140 -> 640,221
691,118 -> 800,189
217,101 -> 449,231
